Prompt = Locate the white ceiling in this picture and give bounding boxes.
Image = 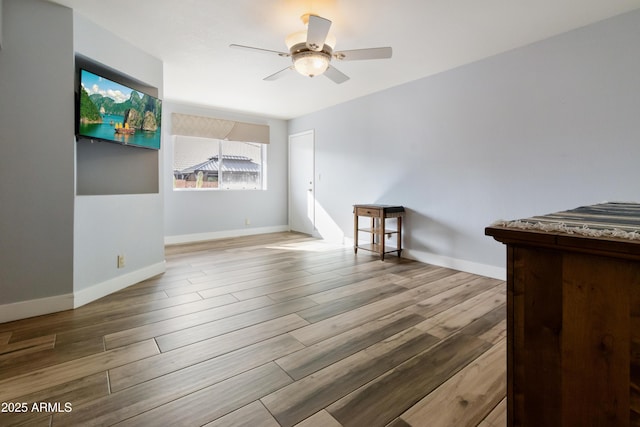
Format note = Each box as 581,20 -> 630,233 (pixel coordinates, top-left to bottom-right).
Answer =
49,0 -> 640,119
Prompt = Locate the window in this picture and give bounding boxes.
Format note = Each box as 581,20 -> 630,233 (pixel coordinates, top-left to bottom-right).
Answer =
173,136 -> 266,190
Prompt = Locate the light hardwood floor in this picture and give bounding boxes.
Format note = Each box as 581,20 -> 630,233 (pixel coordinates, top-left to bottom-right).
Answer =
0,232 -> 506,426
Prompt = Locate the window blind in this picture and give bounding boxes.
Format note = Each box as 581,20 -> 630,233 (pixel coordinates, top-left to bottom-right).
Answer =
171,113 -> 269,144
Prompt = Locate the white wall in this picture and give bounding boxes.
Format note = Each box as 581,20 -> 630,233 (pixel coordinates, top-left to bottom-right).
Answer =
72,13 -> 165,298
289,10 -> 640,279
0,0 -> 75,317
163,101 -> 289,244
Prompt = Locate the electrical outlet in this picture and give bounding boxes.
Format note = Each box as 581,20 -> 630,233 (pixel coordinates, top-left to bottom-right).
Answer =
245,218 -> 251,226
117,255 -> 125,269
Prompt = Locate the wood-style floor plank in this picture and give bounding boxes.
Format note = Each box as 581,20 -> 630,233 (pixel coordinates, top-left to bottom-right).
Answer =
416,285 -> 506,338
170,269 -> 314,298
116,363 -> 292,426
51,335 -> 304,426
0,334 -> 56,361
289,272 -> 487,346
297,282 -> 408,323
478,397 -> 507,427
294,410 -> 342,427
0,336 -> 105,381
307,274 -> 404,304
393,266 -> 463,290
266,271 -> 377,303
407,275 -> 500,321
275,310 -> 426,380
0,232 -> 506,427
203,400 -> 280,427
398,339 -> 507,427
0,372 -> 108,427
231,271 -> 341,301
262,326 -> 440,426
54,293 -> 236,347
325,333 -> 492,427
153,297 -> 317,352
103,295 -> 274,349
0,339 -> 158,402
3,414 -> 51,427
109,313 -> 309,392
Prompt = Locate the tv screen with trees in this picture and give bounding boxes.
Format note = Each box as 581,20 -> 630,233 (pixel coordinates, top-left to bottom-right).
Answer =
77,69 -> 162,150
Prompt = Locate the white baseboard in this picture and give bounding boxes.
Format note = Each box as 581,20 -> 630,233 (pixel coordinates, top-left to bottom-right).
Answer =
73,261 -> 166,308
339,238 -> 506,280
0,293 -> 74,324
0,262 -> 166,324
164,225 -> 290,245
403,249 -> 506,280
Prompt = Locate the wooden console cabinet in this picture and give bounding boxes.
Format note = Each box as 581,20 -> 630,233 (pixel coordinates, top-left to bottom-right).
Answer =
353,204 -> 404,260
486,203 -> 640,426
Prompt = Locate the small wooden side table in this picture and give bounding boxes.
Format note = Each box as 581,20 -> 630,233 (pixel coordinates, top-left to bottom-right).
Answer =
353,204 -> 405,260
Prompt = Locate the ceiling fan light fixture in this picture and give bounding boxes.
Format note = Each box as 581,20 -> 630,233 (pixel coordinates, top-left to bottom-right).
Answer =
293,51 -> 330,77
231,12 -> 391,84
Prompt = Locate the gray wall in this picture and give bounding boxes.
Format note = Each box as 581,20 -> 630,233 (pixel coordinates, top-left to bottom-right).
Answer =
289,10 -> 640,276
163,101 -> 289,242
0,0 -> 75,303
0,0 -> 165,317
0,0 -> 4,50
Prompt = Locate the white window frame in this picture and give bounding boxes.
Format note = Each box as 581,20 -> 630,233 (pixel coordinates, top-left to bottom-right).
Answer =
172,136 -> 267,191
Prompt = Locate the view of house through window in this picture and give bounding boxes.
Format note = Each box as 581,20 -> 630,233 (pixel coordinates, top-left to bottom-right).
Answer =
173,136 -> 265,190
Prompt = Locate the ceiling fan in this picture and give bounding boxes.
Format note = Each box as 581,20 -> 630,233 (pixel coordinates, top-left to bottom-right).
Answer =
230,13 -> 392,84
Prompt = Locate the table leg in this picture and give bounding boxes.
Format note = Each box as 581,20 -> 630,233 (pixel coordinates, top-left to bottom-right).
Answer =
353,212 -> 358,254
370,217 -> 375,249
397,216 -> 402,257
381,216 -> 386,261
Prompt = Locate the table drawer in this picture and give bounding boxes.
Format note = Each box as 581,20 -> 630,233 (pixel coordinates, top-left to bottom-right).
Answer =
356,207 -> 382,217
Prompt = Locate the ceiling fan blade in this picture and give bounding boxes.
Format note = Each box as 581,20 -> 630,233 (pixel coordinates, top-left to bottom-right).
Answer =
230,44 -> 290,57
334,47 -> 392,61
306,15 -> 331,51
264,66 -> 293,81
324,66 -> 350,84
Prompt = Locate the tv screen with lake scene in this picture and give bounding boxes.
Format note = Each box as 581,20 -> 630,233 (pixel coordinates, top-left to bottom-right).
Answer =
78,69 -> 162,150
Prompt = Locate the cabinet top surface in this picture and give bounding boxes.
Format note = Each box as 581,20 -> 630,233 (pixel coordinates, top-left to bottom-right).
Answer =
486,202 -> 640,252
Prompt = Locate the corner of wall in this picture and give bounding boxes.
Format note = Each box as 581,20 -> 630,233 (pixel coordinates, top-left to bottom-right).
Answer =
73,261 -> 166,308
0,294 -> 74,324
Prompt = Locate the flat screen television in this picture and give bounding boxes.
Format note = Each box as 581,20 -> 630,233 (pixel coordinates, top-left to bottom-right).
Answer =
77,69 -> 162,150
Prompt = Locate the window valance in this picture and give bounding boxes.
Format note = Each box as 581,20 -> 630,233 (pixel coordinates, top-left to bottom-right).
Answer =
171,113 -> 270,144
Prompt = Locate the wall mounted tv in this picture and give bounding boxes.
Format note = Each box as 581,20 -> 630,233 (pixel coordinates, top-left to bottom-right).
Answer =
77,69 -> 162,150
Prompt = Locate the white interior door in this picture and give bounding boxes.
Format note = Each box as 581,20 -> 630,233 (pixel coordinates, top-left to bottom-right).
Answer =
289,130 -> 315,235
